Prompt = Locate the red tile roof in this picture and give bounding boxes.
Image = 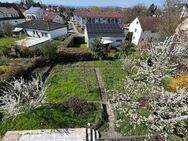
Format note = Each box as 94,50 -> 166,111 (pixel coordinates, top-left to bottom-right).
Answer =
0,7 -> 18,14
0,2 -> 25,20
44,12 -> 60,21
138,16 -> 163,32
74,9 -> 123,18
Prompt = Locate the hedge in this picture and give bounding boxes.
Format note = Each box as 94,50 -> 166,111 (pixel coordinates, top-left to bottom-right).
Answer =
57,48 -> 95,62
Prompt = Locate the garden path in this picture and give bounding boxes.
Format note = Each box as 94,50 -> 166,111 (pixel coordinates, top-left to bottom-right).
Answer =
95,68 -> 122,138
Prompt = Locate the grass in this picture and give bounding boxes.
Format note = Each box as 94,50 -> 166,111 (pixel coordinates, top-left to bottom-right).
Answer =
70,44 -> 87,48
0,104 -> 102,135
0,36 -> 17,51
46,60 -> 125,103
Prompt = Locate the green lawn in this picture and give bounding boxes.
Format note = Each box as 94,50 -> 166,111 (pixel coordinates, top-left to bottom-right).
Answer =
0,104 -> 102,135
0,36 -> 17,51
0,60 -> 126,135
46,60 -> 125,103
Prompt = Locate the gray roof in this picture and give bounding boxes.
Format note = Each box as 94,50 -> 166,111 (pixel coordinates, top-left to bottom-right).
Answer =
16,20 -> 67,31
24,6 -> 43,14
86,24 -> 125,38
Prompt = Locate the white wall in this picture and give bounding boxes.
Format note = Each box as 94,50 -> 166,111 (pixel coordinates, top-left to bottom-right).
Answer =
0,19 -> 26,29
49,27 -> 67,39
24,27 -> 67,39
129,17 -> 142,45
24,9 -> 45,20
52,15 -> 64,24
87,37 -> 125,48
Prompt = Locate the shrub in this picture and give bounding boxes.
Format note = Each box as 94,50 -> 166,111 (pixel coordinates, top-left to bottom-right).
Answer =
0,66 -> 10,74
40,43 -> 58,62
168,73 -> 188,92
0,56 -> 8,66
58,48 -> 95,62
91,38 -> 108,60
62,97 -> 96,115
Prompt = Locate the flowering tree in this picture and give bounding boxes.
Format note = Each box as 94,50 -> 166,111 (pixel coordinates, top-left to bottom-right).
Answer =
108,26 -> 188,140
0,75 -> 47,117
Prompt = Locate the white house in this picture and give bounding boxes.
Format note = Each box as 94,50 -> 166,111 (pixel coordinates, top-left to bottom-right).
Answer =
129,16 -> 162,45
16,20 -> 67,39
23,7 -> 45,20
85,24 -> 125,48
43,12 -> 65,24
74,9 -> 122,28
0,3 -> 26,31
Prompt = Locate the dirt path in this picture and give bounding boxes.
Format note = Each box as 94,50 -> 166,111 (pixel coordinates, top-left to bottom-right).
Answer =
94,68 -> 122,138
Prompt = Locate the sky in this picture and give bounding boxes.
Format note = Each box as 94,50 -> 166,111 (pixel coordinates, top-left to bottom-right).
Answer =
0,0 -> 166,7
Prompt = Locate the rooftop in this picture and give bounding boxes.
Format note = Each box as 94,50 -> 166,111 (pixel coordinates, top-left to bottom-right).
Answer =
15,37 -> 50,47
74,9 -> 123,18
16,20 -> 67,31
2,128 -> 99,141
138,16 -> 163,32
24,6 -> 43,14
86,24 -> 125,38
44,12 -> 60,21
0,2 -> 25,20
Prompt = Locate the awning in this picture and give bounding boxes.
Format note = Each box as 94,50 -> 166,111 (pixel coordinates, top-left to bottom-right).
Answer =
12,27 -> 23,32
101,39 -> 113,45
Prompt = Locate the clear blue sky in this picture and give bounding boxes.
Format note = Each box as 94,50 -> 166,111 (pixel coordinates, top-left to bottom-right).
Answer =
0,0 -> 166,7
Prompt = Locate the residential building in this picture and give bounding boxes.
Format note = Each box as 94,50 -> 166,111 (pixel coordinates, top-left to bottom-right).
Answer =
74,9 -> 123,28
16,20 -> 67,39
23,6 -> 45,20
129,16 -> 162,45
0,3 -> 26,31
85,24 -> 125,47
43,12 -> 65,24
2,128 -> 99,141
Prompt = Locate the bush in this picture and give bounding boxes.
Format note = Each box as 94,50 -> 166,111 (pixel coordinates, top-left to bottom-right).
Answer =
91,38 -> 108,60
58,48 -> 95,62
62,97 -> 96,115
0,66 -> 10,74
0,56 -> 9,66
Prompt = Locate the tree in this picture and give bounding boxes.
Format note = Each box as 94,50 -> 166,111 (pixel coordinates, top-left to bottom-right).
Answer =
0,76 -> 47,117
2,22 -> 12,36
147,3 -> 157,16
40,43 -> 58,63
122,4 -> 148,24
158,0 -> 182,39
91,38 -> 108,60
119,41 -> 135,58
108,27 -> 188,140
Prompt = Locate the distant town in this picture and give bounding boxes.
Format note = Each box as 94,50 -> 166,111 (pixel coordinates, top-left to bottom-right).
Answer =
0,0 -> 188,141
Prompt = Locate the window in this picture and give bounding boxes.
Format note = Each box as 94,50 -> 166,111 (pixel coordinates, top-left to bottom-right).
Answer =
135,29 -> 137,32
33,31 -> 35,34
136,21 -> 139,24
116,40 -> 122,42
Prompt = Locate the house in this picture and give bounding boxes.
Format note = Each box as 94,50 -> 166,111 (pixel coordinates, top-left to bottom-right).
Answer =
15,20 -> 67,39
129,16 -> 162,45
15,37 -> 50,48
2,128 -> 99,141
23,6 -> 45,20
43,12 -> 65,24
74,9 -> 123,28
85,24 -> 125,47
0,3 -> 26,31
